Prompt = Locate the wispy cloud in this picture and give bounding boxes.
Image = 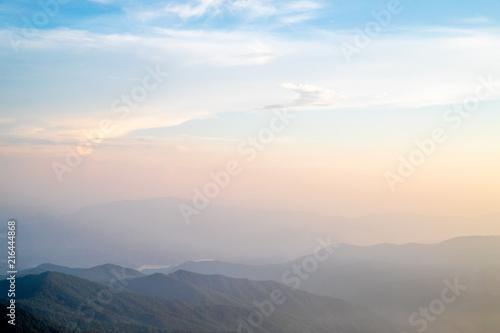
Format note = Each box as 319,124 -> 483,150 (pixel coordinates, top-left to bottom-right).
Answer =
281,14 -> 314,24
0,112 -> 204,148
263,83 -> 347,110
285,1 -> 323,11
2,24 -> 500,150
0,118 -> 15,125
232,0 -> 277,18
458,16 -> 491,25
135,0 -> 323,24
1,27 -> 285,67
165,0 -> 226,19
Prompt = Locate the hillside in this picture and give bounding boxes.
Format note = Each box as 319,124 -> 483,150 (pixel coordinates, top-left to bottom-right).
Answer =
0,303 -> 69,333
152,236 -> 500,332
0,271 -> 398,333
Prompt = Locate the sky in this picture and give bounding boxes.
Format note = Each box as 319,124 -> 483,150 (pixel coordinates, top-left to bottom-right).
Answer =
1,0 -> 500,218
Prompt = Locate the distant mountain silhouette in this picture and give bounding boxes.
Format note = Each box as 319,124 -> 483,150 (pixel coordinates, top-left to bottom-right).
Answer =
5,263 -> 145,283
5,198 -> 499,271
151,235 -> 500,332
0,270 -> 398,333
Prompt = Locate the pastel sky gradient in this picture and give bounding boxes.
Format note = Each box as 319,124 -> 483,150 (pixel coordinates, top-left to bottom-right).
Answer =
1,0 -> 499,218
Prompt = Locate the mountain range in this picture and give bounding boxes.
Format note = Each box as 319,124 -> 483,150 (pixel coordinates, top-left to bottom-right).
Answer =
141,235 -> 500,333
0,269 -> 397,333
1,235 -> 499,332
2,197 -> 500,271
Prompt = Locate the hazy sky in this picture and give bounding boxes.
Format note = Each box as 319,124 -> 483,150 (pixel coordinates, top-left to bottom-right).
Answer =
1,0 -> 499,217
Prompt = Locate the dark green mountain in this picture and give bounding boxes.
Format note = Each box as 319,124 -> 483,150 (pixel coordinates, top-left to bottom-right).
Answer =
0,270 -> 398,333
0,303 -> 69,333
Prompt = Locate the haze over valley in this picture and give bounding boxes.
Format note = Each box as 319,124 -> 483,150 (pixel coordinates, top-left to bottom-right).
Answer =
1,0 -> 500,332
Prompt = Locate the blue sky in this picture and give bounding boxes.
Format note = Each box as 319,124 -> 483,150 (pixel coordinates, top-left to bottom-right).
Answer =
1,0 -> 500,216
1,0 -> 499,33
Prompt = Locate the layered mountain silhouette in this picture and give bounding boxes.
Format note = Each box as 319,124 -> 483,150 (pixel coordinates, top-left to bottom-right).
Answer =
3,198 -> 500,271
0,263 -> 144,283
145,236 -> 500,332
0,270 -> 397,333
1,235 -> 499,332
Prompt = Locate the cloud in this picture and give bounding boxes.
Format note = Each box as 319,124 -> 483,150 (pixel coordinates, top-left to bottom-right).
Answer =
374,91 -> 389,100
2,25 -> 500,145
285,1 -> 323,11
0,27 -> 285,67
230,0 -> 323,18
0,111 -> 205,149
165,0 -> 226,19
458,16 -> 491,24
232,0 -> 277,18
263,83 -> 347,110
281,14 -> 314,24
136,0 -> 322,23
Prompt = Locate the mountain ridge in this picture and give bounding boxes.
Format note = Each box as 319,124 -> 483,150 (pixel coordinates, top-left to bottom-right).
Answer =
0,270 -> 398,333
